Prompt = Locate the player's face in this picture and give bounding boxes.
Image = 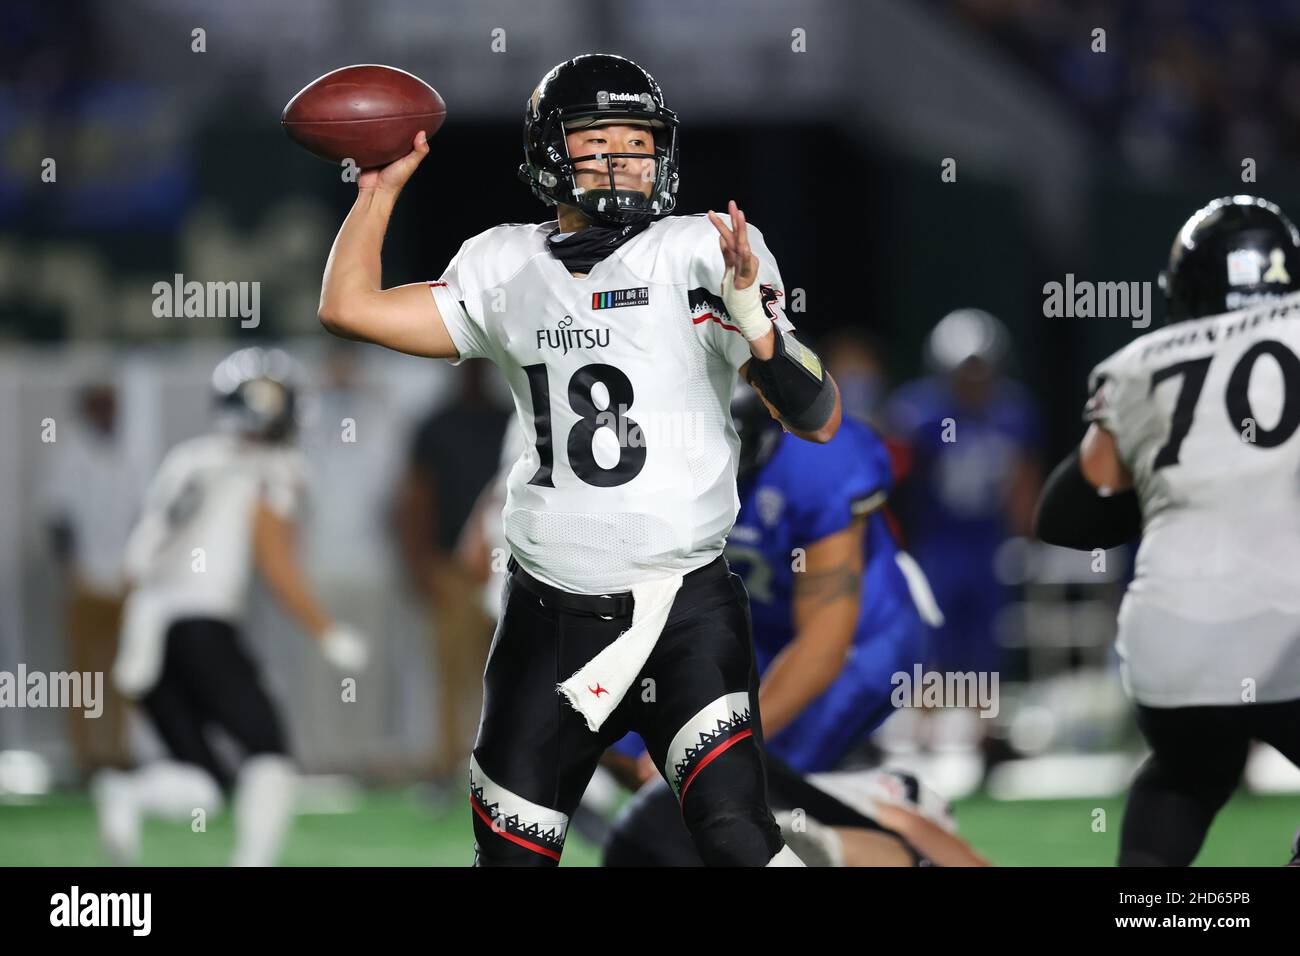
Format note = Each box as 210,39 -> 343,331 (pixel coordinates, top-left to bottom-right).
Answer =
565,123 -> 657,198
951,358 -> 995,408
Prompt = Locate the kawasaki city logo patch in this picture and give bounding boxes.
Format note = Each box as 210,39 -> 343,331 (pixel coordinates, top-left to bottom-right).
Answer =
591,287 -> 649,310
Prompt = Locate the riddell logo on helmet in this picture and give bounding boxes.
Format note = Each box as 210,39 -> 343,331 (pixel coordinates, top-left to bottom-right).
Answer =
598,91 -> 653,108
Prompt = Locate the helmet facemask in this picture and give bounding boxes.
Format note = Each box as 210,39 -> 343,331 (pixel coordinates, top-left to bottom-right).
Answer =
531,108 -> 678,226
519,56 -> 682,228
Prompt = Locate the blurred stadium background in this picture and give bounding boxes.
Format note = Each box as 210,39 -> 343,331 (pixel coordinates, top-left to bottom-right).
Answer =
2,0 -> 1299,866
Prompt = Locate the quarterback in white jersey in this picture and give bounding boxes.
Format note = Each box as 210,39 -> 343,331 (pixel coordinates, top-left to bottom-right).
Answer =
1035,195 -> 1300,866
95,348 -> 368,868
427,211 -> 801,593
318,53 -> 840,867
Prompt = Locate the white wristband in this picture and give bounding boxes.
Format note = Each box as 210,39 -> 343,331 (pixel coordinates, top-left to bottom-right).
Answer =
721,266 -> 773,342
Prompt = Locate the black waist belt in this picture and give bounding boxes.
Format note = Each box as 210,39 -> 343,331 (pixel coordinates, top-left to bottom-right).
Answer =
506,554 -> 728,620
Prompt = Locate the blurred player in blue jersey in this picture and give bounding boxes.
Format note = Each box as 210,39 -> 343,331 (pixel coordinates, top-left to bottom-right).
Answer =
729,388 -> 940,772
610,388 -> 937,774
886,309 -> 1042,680
598,391 -> 977,865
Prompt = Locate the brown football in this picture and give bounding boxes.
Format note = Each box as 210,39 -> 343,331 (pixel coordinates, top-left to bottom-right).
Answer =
281,64 -> 446,168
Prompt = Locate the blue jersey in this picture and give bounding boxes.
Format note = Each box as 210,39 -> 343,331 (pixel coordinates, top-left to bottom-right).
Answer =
726,416 -> 916,673
886,375 -> 1041,672
887,376 -> 1041,547
612,416 -> 928,772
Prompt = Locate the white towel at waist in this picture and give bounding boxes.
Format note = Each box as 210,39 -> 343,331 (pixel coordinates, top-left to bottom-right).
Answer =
556,572 -> 685,733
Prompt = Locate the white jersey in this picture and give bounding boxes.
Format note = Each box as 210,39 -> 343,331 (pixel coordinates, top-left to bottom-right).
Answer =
478,415 -> 526,620
115,432 -> 306,695
429,214 -> 797,594
1086,291 -> 1300,706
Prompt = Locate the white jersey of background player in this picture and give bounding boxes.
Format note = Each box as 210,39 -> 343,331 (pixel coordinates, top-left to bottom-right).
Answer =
1085,290 -> 1300,706
428,213 -> 797,593
98,349 -> 366,868
117,432 -> 305,693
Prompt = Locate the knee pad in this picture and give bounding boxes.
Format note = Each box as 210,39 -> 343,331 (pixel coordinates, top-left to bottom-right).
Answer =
469,754 -> 569,866
686,802 -> 785,867
664,692 -> 756,802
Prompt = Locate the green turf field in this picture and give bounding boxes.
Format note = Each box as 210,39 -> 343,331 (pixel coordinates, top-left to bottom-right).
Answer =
1,789 -> 1296,866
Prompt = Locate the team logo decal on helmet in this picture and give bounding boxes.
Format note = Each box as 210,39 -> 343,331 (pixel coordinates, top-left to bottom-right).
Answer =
517,53 -> 681,226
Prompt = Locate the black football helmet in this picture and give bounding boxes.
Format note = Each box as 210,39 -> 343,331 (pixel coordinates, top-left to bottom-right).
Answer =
518,53 -> 680,226
732,387 -> 783,485
211,347 -> 299,443
1160,195 -> 1300,322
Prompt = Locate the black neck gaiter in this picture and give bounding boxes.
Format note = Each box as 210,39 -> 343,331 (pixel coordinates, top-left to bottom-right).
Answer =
546,219 -> 652,274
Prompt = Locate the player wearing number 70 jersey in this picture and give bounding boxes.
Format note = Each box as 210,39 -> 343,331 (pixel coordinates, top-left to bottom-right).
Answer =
1034,195 -> 1300,866
318,53 -> 842,866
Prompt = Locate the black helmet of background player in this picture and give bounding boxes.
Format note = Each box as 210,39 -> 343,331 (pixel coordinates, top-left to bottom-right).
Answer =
518,53 -> 680,226
1159,195 -> 1300,323
732,387 -> 782,486
211,347 -> 299,443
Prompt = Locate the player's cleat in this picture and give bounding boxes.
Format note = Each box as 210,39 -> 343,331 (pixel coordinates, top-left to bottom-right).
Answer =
92,769 -> 142,866
1287,826 -> 1300,866
774,810 -> 843,867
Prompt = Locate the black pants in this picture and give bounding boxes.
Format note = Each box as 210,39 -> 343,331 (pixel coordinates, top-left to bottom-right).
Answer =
141,618 -> 288,792
1119,697 -> 1300,866
470,555 -> 785,866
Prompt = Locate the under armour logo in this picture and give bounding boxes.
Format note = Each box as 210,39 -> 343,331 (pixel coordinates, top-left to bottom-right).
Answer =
588,683 -> 609,697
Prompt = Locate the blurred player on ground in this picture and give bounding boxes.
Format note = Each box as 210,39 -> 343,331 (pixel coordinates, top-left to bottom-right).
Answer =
601,392 -> 971,864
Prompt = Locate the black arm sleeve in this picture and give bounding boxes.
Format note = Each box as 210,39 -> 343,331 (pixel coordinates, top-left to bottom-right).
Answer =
1033,449 -> 1142,550
744,329 -> 836,434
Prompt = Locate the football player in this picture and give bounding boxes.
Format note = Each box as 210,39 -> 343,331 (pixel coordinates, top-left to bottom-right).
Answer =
609,388 -> 940,770
604,753 -> 989,867
887,309 -> 1042,682
93,348 -> 368,866
601,391 -> 974,864
317,53 -> 843,867
1034,195 -> 1300,866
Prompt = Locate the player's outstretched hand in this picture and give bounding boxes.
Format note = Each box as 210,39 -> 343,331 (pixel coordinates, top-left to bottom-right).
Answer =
358,130 -> 430,196
707,200 -> 760,290
320,623 -> 370,673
